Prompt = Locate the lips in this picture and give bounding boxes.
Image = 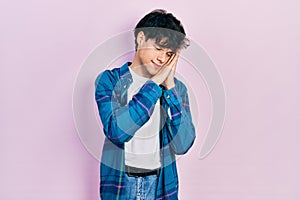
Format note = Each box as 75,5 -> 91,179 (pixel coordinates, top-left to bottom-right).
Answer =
152,61 -> 162,69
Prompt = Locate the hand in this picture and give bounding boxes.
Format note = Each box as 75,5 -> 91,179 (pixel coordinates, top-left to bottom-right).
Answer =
163,53 -> 179,89
151,53 -> 179,88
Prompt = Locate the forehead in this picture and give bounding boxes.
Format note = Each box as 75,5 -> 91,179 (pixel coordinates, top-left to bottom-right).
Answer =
147,38 -> 174,53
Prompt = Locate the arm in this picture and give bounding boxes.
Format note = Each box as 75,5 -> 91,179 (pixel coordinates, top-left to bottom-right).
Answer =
95,70 -> 162,145
152,52 -> 195,154
163,81 -> 196,155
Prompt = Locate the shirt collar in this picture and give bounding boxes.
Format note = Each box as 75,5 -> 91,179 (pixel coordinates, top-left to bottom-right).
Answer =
119,62 -> 133,88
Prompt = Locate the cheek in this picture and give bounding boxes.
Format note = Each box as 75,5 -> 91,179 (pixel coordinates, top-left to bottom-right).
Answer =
141,50 -> 154,62
144,49 -> 153,56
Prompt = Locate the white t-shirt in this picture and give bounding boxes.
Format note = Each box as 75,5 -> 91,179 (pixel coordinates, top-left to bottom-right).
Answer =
124,67 -> 161,170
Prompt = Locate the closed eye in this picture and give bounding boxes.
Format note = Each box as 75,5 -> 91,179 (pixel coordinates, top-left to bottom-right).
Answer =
155,45 -> 173,57
167,52 -> 174,57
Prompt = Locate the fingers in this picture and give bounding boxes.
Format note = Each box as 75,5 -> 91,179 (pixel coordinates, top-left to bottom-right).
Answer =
172,53 -> 179,69
163,53 -> 176,67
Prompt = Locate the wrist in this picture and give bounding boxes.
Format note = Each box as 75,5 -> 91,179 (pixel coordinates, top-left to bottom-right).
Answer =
165,83 -> 175,90
151,77 -> 160,85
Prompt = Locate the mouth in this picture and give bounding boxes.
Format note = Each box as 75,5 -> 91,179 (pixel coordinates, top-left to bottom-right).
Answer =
151,61 -> 162,69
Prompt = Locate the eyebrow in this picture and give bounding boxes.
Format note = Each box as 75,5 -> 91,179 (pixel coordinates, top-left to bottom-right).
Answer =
155,44 -> 175,54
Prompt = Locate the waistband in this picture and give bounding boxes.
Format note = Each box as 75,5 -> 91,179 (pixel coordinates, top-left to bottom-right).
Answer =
125,165 -> 160,177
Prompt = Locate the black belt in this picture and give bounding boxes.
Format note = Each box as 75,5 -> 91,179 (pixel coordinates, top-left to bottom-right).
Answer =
125,165 -> 160,177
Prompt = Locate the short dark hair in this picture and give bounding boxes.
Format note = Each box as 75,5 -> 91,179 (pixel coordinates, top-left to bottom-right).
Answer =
134,9 -> 189,52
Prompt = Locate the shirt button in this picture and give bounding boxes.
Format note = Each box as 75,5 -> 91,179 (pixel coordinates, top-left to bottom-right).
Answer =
166,95 -> 170,99
123,85 -> 127,88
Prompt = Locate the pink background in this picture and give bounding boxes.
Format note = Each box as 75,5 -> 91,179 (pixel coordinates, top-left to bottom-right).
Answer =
1,0 -> 300,199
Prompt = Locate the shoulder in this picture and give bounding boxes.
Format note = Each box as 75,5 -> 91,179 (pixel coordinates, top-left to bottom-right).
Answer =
95,67 -> 121,88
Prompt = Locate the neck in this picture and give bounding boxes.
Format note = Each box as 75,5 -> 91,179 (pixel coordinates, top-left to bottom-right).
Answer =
129,56 -> 152,79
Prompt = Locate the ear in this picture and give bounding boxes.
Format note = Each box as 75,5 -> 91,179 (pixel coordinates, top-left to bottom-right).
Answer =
136,31 -> 145,47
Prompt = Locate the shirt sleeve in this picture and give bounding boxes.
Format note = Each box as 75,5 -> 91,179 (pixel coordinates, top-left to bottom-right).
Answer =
162,82 -> 196,155
95,71 -> 162,145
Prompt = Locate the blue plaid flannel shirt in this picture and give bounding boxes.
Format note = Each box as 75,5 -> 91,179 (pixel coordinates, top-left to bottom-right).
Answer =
95,62 -> 196,200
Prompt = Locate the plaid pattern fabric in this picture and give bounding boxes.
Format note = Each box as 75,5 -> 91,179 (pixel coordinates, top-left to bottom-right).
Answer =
95,62 -> 196,200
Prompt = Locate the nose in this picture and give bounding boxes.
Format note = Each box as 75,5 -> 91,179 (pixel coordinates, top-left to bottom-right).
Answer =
157,52 -> 167,64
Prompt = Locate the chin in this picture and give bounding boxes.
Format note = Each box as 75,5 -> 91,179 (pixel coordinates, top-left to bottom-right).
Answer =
149,69 -> 160,76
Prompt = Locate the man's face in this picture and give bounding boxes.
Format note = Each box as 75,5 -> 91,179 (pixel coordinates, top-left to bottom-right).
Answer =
136,37 -> 175,78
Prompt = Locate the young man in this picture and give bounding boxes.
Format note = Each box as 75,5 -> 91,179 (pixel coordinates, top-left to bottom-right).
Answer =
95,9 -> 196,200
